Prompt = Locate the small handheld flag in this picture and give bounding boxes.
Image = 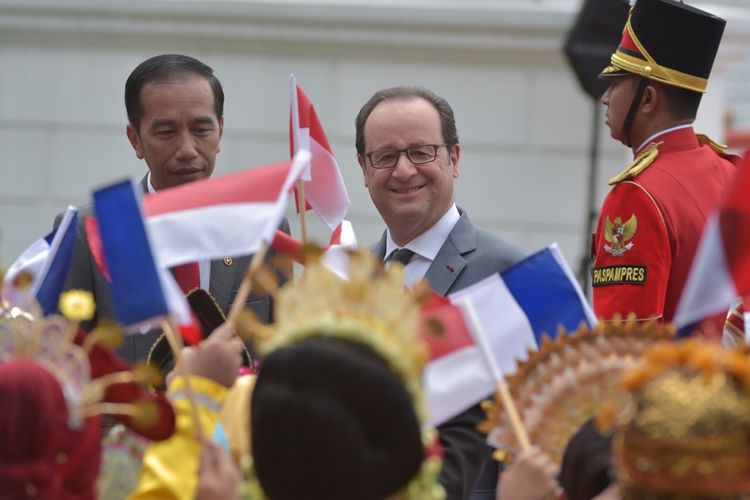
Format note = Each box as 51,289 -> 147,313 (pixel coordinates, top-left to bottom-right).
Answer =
2,206 -> 78,315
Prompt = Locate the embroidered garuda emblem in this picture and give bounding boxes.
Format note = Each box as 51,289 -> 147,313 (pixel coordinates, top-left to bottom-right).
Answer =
603,214 -> 637,257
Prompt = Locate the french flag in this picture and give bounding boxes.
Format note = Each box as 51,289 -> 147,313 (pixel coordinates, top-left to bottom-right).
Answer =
2,206 -> 78,315
289,75 -> 350,231
674,153 -> 750,338
423,244 -> 596,425
93,180 -> 201,344
144,153 -> 308,268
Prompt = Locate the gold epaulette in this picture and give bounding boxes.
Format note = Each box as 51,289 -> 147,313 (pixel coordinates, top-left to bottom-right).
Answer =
608,142 -> 660,185
696,133 -> 728,155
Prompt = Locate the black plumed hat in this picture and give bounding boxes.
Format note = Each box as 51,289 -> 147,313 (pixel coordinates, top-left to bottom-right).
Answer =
600,0 -> 726,93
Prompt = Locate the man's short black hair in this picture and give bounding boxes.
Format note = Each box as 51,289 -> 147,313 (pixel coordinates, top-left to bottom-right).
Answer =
355,86 -> 459,156
251,337 -> 424,500
124,54 -> 224,130
654,82 -> 703,121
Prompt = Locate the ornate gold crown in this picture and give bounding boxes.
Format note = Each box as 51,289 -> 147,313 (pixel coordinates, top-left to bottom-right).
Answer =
239,250 -> 444,500
0,293 -> 161,430
615,339 -> 750,497
481,317 -> 674,464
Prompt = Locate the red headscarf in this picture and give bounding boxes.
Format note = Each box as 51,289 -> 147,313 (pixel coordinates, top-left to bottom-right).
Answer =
0,359 -> 72,498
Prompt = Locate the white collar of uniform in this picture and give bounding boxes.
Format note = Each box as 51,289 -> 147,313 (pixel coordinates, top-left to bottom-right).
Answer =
635,124 -> 692,154
385,204 -> 460,261
146,171 -> 157,194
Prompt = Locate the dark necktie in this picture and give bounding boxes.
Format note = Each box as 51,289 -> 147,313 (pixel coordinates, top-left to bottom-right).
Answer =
173,262 -> 200,294
387,248 -> 415,266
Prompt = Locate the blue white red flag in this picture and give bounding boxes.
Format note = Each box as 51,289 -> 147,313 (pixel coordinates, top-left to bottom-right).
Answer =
93,180 -> 201,344
2,206 -> 78,315
289,75 -> 350,230
674,153 -> 750,337
423,244 -> 596,425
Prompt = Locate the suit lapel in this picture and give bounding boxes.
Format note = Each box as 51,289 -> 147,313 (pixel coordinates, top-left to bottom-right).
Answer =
424,211 -> 477,295
139,174 -> 149,193
371,232 -> 388,260
209,258 -> 240,314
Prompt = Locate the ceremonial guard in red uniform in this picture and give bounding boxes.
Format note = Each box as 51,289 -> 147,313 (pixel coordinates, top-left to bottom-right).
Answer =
592,0 -> 738,327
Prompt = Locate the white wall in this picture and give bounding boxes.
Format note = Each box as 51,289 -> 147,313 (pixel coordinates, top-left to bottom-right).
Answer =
1,0 -> 748,286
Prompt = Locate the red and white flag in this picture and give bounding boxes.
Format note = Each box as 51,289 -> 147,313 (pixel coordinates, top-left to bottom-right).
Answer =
269,220 -> 358,279
144,152 -> 308,268
674,152 -> 750,337
289,75 -> 350,230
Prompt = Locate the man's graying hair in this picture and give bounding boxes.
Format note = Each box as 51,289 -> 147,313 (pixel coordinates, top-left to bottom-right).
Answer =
125,54 -> 224,130
355,86 -> 459,155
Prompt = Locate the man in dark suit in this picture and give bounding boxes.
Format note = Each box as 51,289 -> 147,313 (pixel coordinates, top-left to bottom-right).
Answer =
63,54 -> 283,364
355,86 -> 525,499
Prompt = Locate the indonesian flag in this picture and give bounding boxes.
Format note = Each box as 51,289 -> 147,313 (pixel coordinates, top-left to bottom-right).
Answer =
270,220 -> 359,278
289,75 -> 350,230
144,152 -> 308,268
422,245 -> 596,425
90,153 -> 308,344
674,153 -> 750,337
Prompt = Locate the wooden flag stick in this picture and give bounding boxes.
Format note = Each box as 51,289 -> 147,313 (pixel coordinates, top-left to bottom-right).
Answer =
460,297 -> 532,451
161,319 -> 205,440
227,242 -> 270,324
296,180 -> 309,244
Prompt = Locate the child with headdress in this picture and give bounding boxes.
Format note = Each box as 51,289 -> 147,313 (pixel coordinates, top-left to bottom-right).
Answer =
492,338 -> 750,500
134,250 -> 445,499
0,294 -> 176,499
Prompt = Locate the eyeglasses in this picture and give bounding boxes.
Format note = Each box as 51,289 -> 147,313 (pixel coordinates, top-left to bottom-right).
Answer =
364,144 -> 450,170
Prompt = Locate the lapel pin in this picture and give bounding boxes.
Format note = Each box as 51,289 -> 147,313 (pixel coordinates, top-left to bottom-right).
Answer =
446,265 -> 455,273
224,257 -> 233,266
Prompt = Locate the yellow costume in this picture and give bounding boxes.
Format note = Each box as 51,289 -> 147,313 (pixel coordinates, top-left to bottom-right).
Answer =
130,376 -> 228,500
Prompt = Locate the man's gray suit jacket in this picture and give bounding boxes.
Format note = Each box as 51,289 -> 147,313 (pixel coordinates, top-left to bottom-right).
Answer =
61,175 -> 287,364
372,208 -> 525,500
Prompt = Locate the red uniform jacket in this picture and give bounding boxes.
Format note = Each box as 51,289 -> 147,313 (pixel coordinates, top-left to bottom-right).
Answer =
592,126 -> 737,325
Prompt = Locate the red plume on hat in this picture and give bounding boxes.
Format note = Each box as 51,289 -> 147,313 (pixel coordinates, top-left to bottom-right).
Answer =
600,0 -> 726,94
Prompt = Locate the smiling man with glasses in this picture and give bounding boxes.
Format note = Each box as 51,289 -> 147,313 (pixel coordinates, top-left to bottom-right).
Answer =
355,86 -> 525,500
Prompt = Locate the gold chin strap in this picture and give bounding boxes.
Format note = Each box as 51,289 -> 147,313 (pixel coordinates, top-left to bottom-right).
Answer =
610,19 -> 709,94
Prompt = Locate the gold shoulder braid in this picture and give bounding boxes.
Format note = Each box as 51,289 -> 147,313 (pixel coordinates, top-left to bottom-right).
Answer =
608,142 -> 661,186
614,340 -> 750,497
480,316 -> 674,464
696,133 -> 729,155
238,250 -> 445,500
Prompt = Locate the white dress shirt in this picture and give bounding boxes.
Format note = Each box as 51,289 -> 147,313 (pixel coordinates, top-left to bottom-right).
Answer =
385,204 -> 461,288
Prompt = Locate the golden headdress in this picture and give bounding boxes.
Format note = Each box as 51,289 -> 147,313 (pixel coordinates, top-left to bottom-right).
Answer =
614,340 -> 750,497
0,290 -> 175,497
481,318 -> 674,464
239,250 -> 444,500
0,292 -> 170,434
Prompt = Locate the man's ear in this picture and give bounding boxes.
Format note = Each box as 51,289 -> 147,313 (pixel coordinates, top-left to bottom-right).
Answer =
217,117 -> 224,154
450,143 -> 461,179
126,123 -> 144,159
641,84 -> 659,115
357,154 -> 369,187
